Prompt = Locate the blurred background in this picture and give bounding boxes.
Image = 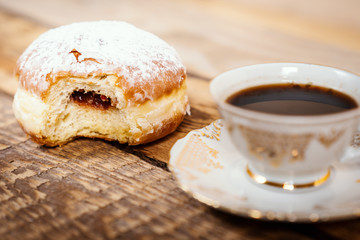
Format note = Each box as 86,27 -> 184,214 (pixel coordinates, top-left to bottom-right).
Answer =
0,0 -> 360,92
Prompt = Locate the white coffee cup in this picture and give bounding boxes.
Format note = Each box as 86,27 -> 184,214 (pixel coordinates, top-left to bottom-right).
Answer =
210,63 -> 360,190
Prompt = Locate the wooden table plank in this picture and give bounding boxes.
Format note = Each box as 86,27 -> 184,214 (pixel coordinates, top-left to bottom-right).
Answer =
0,76 -> 358,240
1,0 -> 360,81
0,1 -> 360,239
188,0 -> 360,52
0,89 -> 359,239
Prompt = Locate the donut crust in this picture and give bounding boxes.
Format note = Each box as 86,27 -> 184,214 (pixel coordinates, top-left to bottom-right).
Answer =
13,21 -> 189,146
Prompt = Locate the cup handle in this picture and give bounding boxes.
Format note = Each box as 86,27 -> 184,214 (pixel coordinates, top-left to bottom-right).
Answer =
341,131 -> 360,163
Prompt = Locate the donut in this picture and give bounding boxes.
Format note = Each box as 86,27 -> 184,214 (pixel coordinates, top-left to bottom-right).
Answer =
13,21 -> 189,146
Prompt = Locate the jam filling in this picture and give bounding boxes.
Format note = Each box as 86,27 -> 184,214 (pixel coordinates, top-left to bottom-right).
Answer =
70,90 -> 112,110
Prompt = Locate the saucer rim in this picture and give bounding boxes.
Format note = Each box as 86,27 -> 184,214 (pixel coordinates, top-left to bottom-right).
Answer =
169,164 -> 360,223
169,119 -> 360,223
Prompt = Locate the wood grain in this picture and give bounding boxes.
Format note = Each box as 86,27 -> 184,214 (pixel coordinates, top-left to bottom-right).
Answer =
0,0 -> 360,239
1,90 -> 359,239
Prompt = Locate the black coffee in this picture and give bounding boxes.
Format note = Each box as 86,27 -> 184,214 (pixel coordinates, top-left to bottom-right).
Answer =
226,83 -> 358,115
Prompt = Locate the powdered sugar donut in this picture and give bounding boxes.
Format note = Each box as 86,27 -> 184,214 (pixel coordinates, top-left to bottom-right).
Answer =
13,21 -> 189,146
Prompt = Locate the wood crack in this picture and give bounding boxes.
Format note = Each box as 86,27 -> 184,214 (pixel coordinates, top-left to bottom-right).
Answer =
112,143 -> 169,171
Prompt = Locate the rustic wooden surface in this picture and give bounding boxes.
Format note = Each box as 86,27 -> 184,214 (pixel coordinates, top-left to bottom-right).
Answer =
0,0 -> 360,239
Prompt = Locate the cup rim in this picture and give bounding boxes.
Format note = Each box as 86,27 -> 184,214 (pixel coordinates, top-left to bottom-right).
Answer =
210,63 -> 360,125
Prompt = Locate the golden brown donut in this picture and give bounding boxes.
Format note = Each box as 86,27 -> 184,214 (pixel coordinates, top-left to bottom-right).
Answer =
13,21 -> 189,146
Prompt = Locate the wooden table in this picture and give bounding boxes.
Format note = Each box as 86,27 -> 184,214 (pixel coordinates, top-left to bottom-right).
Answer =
0,0 -> 359,239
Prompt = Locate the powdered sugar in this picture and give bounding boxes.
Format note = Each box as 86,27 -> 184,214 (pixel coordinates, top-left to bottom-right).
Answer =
16,21 -> 186,102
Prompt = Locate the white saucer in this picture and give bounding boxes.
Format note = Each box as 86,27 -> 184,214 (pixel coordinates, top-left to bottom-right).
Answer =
169,120 -> 360,222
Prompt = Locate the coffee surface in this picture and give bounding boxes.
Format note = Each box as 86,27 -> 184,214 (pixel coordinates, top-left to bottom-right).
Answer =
226,83 -> 358,115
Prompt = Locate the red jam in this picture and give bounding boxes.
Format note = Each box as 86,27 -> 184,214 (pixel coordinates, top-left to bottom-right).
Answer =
70,90 -> 112,110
